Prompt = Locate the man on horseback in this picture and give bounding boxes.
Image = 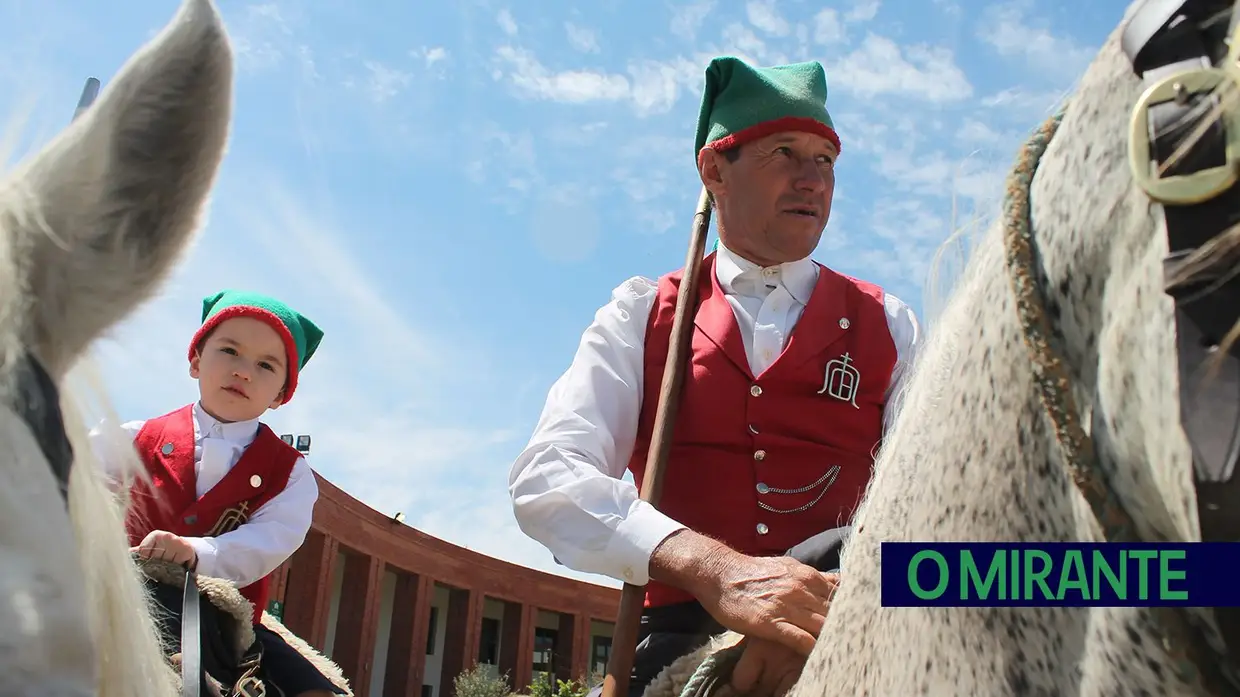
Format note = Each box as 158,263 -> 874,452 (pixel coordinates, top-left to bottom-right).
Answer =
91,290 -> 346,697
509,56 -> 921,697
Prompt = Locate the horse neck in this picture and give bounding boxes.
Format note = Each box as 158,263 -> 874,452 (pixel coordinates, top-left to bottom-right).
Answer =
1024,23 -> 1200,546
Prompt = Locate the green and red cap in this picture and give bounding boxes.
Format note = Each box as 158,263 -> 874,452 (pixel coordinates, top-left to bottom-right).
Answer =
694,56 -> 841,161
188,289 -> 324,404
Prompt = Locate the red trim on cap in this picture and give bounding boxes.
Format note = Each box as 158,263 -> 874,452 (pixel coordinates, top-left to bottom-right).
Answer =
706,116 -> 841,155
187,306 -> 300,405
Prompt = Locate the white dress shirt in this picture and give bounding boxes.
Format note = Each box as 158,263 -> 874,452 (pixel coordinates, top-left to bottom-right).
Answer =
88,401 -> 319,587
508,243 -> 922,586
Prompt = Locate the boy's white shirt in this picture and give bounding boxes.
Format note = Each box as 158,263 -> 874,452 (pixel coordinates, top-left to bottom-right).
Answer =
89,401 -> 320,588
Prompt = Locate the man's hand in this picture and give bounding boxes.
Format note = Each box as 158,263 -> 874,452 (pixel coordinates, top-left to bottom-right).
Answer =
699,557 -> 838,656
131,530 -> 198,568
729,637 -> 806,697
649,531 -> 839,656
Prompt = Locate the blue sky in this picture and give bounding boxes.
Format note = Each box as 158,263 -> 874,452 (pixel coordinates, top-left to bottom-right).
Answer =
0,0 -> 1128,588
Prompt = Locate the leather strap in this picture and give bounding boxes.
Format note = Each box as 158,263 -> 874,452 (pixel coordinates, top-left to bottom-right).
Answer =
182,566 -> 202,697
10,350 -> 74,501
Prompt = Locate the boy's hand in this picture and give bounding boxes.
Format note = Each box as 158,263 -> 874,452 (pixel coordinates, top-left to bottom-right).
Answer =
131,530 -> 198,569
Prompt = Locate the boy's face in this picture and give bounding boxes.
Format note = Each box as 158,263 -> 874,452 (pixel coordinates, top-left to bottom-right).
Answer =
190,316 -> 289,423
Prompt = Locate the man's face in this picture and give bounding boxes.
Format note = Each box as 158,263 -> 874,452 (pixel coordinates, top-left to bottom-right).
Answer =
702,130 -> 837,266
190,316 -> 289,423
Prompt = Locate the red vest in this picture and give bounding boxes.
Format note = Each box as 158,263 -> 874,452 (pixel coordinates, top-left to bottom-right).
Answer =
629,252 -> 897,607
127,404 -> 300,624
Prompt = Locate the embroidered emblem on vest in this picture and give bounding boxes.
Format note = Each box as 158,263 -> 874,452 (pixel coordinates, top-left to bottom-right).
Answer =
817,352 -> 860,408
206,501 -> 251,537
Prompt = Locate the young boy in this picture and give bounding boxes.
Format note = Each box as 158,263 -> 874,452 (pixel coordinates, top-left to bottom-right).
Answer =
91,289 -> 343,697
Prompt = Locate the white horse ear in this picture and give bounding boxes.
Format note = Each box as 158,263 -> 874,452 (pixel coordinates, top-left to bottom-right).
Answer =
0,0 -> 233,377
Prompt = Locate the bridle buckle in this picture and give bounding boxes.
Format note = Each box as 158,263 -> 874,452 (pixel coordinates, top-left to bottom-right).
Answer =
1128,45 -> 1240,205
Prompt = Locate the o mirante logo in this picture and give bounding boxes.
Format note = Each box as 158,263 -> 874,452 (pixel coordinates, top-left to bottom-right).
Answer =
879,543 -> 1240,607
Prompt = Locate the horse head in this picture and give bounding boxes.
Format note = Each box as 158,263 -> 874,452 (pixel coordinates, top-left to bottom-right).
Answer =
0,0 -> 233,693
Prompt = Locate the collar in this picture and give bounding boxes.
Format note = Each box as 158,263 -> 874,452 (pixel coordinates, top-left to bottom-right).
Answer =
714,242 -> 818,305
192,401 -> 260,447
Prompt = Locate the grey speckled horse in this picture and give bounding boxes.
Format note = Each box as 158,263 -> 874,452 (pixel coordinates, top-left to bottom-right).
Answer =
646,2 -> 1240,696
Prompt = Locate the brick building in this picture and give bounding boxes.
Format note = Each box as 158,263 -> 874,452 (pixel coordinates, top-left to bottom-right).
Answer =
265,473 -> 621,697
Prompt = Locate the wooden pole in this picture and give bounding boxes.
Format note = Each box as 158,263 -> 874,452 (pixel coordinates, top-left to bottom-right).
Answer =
601,187 -> 713,697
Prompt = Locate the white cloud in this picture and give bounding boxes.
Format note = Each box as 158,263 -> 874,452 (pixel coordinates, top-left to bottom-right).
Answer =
954,118 -> 1008,148
980,86 -> 1073,115
829,34 -> 972,103
813,9 -> 846,45
719,21 -> 773,64
746,0 -> 791,37
416,46 -> 449,68
565,23 -> 600,53
670,0 -> 716,42
846,0 -> 881,23
497,9 -> 519,36
492,46 -> 700,116
869,143 -> 1006,205
495,46 -> 629,103
978,1 -> 1095,84
360,61 -> 412,103
811,0 -> 879,46
228,3 -> 296,73
489,2 -> 974,114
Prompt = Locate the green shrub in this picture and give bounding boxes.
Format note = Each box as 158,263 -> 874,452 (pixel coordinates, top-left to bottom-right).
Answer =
556,677 -> 589,697
454,664 -> 512,697
527,673 -> 553,697
526,674 -> 590,697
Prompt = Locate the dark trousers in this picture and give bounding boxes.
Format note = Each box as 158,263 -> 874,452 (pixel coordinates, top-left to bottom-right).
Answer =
145,576 -> 345,696
588,526 -> 851,697
254,623 -> 348,695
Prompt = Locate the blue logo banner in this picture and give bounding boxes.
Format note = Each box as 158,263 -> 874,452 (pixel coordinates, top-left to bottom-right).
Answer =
879,542 -> 1240,607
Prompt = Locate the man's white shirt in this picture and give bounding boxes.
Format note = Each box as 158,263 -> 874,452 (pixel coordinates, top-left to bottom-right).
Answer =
508,244 -> 921,586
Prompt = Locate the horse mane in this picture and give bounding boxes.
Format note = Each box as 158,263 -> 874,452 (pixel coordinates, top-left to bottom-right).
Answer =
920,83 -> 1079,329
63,343 -> 179,695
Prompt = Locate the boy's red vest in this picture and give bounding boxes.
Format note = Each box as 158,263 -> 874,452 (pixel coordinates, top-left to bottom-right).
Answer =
629,252 -> 897,607
127,405 -> 301,624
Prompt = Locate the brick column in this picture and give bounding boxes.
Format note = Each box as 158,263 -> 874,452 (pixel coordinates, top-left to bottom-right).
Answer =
499,602 -> 534,692
383,573 -> 435,697
571,615 -> 591,681
266,562 -> 288,606
282,530 -> 339,647
554,613 -> 577,682
439,588 -> 485,694
331,553 -> 386,694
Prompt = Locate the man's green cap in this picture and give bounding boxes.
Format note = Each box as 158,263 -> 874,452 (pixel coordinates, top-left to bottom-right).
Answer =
693,56 -> 841,162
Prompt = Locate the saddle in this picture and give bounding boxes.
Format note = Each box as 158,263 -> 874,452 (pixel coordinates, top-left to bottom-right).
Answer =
137,557 -> 269,697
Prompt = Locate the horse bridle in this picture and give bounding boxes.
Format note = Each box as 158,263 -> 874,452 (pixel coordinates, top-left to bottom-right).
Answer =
10,351 -> 75,501
5,350 -> 219,697
1006,0 -> 1240,694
